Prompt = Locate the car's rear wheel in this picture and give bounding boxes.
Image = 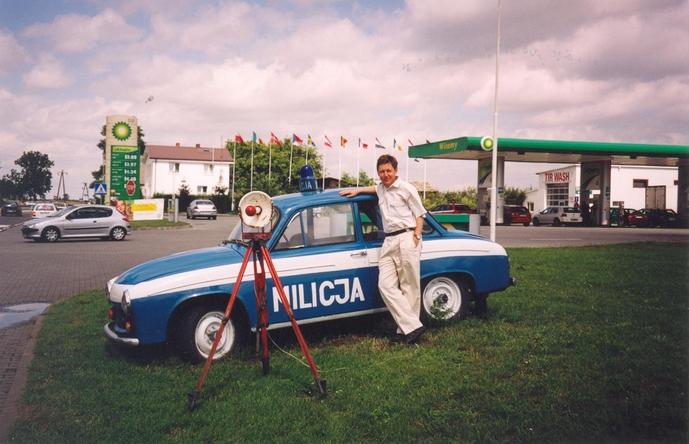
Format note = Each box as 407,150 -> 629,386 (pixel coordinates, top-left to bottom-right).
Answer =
176,305 -> 242,363
532,217 -> 540,226
41,226 -> 60,242
553,218 -> 561,226
421,276 -> 469,323
110,226 -> 127,241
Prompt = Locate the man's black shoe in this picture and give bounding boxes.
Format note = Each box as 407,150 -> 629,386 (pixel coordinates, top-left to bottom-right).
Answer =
389,333 -> 405,344
405,326 -> 427,344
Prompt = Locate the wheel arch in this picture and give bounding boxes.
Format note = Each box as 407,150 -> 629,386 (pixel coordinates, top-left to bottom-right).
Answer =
421,271 -> 476,300
166,292 -> 250,344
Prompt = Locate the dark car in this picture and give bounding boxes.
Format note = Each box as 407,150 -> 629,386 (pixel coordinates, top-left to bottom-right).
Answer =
628,208 -> 678,228
502,205 -> 531,226
1,201 -> 23,216
430,203 -> 476,214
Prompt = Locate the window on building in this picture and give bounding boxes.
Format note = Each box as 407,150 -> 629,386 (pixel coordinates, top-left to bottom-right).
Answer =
546,183 -> 569,207
197,186 -> 207,194
169,162 -> 180,173
632,179 -> 648,188
204,164 -> 214,174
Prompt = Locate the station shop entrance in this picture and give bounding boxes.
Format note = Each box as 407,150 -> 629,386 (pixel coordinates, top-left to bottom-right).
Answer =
409,137 -> 689,227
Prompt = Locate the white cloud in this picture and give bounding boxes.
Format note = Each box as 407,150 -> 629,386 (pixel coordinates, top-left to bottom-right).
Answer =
0,30 -> 30,73
22,54 -> 72,89
23,8 -> 142,53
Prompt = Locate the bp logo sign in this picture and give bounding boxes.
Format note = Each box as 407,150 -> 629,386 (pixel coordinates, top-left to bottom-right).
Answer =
112,122 -> 132,141
480,136 -> 494,151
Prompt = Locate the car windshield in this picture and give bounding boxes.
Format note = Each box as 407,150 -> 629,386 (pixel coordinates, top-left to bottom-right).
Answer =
51,206 -> 76,217
226,208 -> 281,242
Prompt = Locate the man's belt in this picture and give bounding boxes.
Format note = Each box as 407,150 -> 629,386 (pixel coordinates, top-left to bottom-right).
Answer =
385,227 -> 414,237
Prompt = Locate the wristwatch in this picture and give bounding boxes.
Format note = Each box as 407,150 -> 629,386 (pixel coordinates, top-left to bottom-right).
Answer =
414,233 -> 421,240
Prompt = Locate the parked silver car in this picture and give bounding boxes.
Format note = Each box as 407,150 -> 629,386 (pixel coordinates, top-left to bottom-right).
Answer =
186,199 -> 217,220
21,205 -> 131,242
532,206 -> 582,226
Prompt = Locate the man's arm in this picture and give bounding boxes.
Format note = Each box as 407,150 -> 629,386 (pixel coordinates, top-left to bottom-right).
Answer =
339,185 -> 376,197
413,215 -> 424,245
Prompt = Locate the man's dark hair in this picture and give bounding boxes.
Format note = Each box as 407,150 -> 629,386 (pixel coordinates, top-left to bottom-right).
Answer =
377,154 -> 398,170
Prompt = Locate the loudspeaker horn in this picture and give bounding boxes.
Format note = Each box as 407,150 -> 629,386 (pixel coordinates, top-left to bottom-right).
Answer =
238,191 -> 273,228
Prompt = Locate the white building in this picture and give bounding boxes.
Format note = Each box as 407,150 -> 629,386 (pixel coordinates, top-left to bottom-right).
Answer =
526,164 -> 678,214
141,143 -> 233,197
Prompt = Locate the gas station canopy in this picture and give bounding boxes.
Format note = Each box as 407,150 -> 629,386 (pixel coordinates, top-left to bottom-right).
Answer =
408,137 -> 689,167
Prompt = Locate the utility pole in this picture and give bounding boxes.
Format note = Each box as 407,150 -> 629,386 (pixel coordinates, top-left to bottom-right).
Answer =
55,169 -> 68,200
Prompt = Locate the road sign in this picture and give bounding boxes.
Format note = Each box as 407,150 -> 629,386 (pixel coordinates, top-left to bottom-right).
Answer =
94,183 -> 107,195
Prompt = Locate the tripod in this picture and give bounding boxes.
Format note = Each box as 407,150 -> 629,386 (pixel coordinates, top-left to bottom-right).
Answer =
188,237 -> 326,410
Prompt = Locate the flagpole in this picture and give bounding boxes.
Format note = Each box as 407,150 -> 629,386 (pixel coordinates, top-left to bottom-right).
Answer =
322,141 -> 326,190
288,140 -> 294,185
250,138 -> 254,191
305,143 -> 309,165
338,143 -> 342,188
268,143 -> 272,192
489,0 -> 502,242
231,140 -> 236,212
356,139 -> 361,187
423,159 -> 427,201
405,150 -> 409,181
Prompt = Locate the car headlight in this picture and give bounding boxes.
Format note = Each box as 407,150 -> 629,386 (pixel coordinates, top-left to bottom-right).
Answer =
121,290 -> 131,315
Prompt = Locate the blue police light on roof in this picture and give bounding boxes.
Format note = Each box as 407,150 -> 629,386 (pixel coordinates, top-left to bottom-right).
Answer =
299,165 -> 319,192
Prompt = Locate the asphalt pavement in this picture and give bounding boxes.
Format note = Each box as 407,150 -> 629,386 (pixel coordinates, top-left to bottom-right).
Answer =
0,215 -> 687,441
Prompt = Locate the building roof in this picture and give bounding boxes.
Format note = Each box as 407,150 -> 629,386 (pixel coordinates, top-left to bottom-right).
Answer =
144,143 -> 232,162
409,137 -> 689,167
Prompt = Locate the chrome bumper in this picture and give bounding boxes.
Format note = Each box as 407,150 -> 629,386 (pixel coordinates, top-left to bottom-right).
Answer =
104,322 -> 140,346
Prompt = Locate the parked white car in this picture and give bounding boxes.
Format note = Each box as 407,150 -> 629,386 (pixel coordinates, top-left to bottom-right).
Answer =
31,203 -> 58,218
186,199 -> 217,220
532,207 -> 582,226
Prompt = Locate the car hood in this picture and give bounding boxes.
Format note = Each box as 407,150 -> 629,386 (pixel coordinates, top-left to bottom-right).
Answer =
115,244 -> 244,285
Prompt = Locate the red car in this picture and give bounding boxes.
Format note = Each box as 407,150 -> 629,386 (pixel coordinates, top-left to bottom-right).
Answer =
502,205 -> 532,226
430,203 -> 477,214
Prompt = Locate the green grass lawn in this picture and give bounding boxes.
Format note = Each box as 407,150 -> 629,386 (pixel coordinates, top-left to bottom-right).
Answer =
11,243 -> 689,443
130,219 -> 190,229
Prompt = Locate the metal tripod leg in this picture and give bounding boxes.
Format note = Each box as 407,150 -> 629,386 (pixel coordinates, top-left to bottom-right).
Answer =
260,245 -> 327,396
188,246 -> 252,411
252,248 -> 271,375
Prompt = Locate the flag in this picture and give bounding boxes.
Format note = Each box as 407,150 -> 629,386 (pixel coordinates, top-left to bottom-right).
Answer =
362,142 -> 369,149
270,132 -> 282,147
252,132 -> 257,144
324,135 -> 332,148
292,133 -> 303,144
307,134 -> 315,146
340,136 -> 347,147
426,139 -> 431,144
393,138 -> 401,151
359,138 -> 369,149
235,133 -> 244,144
258,138 -> 265,145
375,137 -> 386,149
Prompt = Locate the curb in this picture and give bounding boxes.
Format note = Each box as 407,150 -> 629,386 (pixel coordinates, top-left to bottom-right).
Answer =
0,315 -> 44,444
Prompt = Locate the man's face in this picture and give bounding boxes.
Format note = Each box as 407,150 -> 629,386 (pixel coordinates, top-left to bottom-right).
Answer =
377,162 -> 397,187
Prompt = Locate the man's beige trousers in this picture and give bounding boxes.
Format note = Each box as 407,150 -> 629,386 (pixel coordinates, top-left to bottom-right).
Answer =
377,231 -> 424,335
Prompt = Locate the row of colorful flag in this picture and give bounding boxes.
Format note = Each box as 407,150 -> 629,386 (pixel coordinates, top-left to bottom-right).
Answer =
232,132 -> 419,151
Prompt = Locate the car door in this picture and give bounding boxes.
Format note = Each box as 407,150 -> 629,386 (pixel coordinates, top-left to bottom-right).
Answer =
64,207 -> 100,237
266,202 -> 377,327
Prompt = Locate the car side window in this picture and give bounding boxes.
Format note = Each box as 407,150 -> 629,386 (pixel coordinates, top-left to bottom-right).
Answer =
73,208 -> 97,219
95,208 -> 113,218
274,203 -> 356,250
357,201 -> 384,241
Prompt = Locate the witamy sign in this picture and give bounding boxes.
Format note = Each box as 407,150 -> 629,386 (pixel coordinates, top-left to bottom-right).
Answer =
544,171 -> 570,183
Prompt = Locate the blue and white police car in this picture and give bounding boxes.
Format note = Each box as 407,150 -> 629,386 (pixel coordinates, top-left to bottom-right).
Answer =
105,189 -> 513,362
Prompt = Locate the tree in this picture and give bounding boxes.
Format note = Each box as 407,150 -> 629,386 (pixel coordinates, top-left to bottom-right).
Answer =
5,151 -> 55,200
92,124 -> 146,185
228,140 -> 323,208
503,187 -> 527,205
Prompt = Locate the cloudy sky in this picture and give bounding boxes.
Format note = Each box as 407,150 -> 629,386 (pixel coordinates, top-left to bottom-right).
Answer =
1,0 -> 688,198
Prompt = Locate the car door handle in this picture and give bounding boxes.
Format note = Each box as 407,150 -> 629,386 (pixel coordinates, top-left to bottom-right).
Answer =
350,251 -> 367,257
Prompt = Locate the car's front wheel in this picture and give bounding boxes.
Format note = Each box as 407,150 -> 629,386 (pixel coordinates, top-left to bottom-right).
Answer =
41,226 -> 60,242
532,217 -> 540,226
176,305 -> 242,363
553,218 -> 561,226
421,276 -> 468,323
110,226 -> 127,241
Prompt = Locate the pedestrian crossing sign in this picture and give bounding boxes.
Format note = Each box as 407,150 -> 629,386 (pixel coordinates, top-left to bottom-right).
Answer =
94,183 -> 107,195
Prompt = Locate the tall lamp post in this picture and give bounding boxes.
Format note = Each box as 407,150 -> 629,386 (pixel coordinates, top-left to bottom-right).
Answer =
489,0 -> 502,242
